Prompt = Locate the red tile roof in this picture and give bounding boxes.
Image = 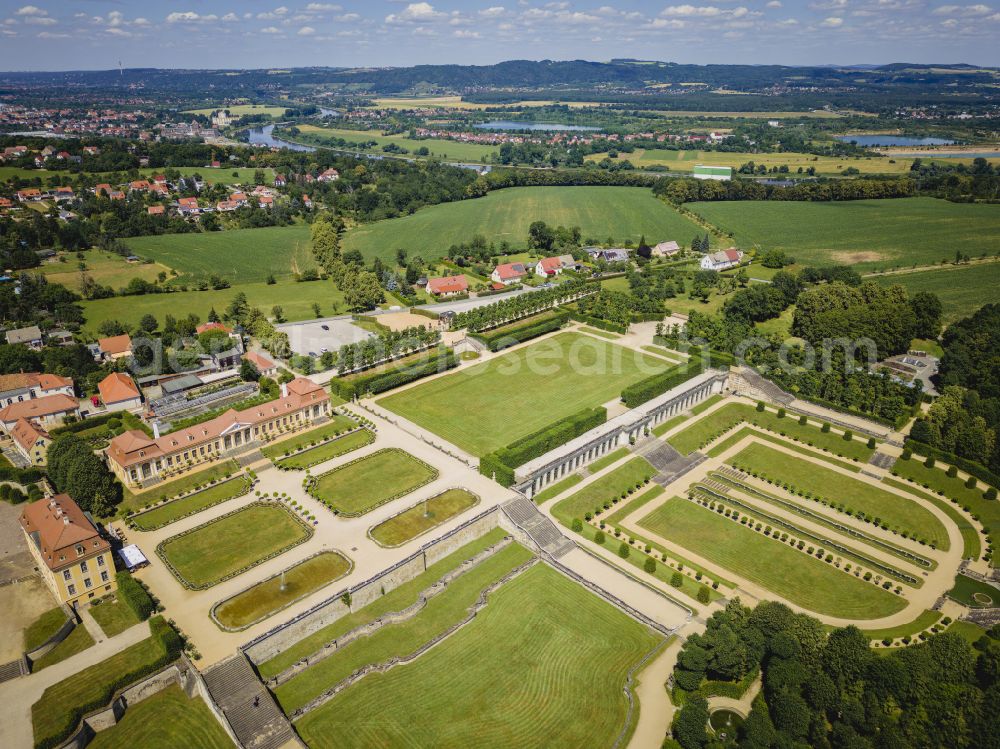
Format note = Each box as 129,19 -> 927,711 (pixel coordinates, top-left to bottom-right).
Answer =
20,495 -> 109,571
494,262 -> 526,280
98,334 -> 131,356
11,418 -> 48,454
0,393 -> 78,424
244,351 -> 276,371
427,275 -> 468,295
98,372 -> 140,405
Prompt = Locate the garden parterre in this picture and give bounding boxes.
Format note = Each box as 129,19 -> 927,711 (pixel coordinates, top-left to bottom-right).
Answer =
307,448 -> 439,516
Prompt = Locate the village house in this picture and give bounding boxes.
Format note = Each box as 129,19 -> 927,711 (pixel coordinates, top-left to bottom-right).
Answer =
652,241 -> 681,258
0,393 -> 80,430
274,174 -> 287,187
0,372 -> 74,407
94,183 -> 113,197
535,255 -> 576,278
491,262 -> 528,286
97,372 -> 143,413
147,205 -> 165,216
427,275 -> 469,297
700,248 -> 745,271
177,197 -> 200,215
244,350 -> 278,378
317,168 -> 340,182
587,248 -> 630,264
97,333 -> 132,361
20,494 -> 116,608
106,377 -> 329,487
6,325 -> 44,349
129,180 -> 151,192
16,188 -> 42,202
11,418 -> 50,465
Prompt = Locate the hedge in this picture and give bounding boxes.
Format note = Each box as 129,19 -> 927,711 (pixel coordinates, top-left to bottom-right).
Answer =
33,615 -> 182,749
564,309 -> 628,334
410,307 -> 440,320
331,350 -> 457,400
903,439 -> 1000,493
472,311 -> 569,352
116,570 -> 155,620
621,354 -> 704,409
479,453 -> 516,487
49,412 -> 117,436
0,465 -> 44,485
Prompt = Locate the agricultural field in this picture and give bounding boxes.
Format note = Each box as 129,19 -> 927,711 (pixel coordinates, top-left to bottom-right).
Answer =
122,224 -> 314,285
138,166 -> 277,185
157,504 -> 311,589
342,186 -> 705,263
873,262 -> 1000,323
586,148 -> 909,175
183,104 -> 287,117
38,250 -> 170,292
379,332 -> 669,455
294,124 -> 498,162
688,198 -> 1000,271
292,562 -> 661,749
368,96 -> 600,110
369,489 -> 480,547
308,449 -> 438,516
81,278 -> 346,335
638,498 -> 906,618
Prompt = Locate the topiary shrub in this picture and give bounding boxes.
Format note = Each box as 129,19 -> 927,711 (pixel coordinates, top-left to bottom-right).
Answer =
924,456 -> 935,469
670,572 -> 683,588
618,542 -> 630,559
756,401 -> 766,412
594,530 -> 605,545
947,465 -> 959,478
644,557 -> 656,574
821,422 -> 831,433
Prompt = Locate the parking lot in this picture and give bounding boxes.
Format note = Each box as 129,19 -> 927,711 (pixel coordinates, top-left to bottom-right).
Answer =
277,316 -> 375,357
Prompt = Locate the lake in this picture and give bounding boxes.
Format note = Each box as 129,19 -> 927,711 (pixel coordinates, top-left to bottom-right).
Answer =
474,120 -> 600,132
835,135 -> 955,147
243,124 -> 316,152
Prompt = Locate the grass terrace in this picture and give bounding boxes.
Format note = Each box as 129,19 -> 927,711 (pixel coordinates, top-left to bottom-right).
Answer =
293,563 -> 661,749
120,460 -> 240,518
130,476 -> 251,531
89,596 -> 141,638
639,498 -> 907,619
273,430 -> 374,470
369,489 -> 480,547
947,574 -> 998,607
308,448 -> 438,516
379,332 -> 669,455
157,504 -> 312,589
213,552 -> 353,631
87,684 -> 234,749
862,610 -> 943,642
23,607 -> 68,652
551,457 -> 656,528
31,625 -> 94,672
883,477 -> 981,559
531,474 -> 583,505
261,414 -> 357,459
732,442 -> 948,548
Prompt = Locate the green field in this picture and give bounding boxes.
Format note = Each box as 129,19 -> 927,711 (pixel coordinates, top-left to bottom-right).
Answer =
260,415 -> 356,460
947,574 -> 998,607
293,563 -> 660,749
87,684 -> 234,749
551,457 -> 656,527
184,104 -> 287,117
130,477 -> 250,531
23,607 -> 68,652
157,504 -> 311,589
214,551 -> 352,630
139,166 -> 277,185
379,332 -> 668,455
119,460 -> 240,517
369,489 -> 480,547
587,148 -> 910,176
639,498 -> 906,618
295,124 -> 498,162
731,442 -> 949,548
308,449 -> 438,516
89,596 -> 141,638
343,186 -> 705,263
82,278 -> 345,335
688,198 -> 1000,271
39,250 -> 170,293
30,625 -> 94,671
873,262 -> 1000,323
273,430 -> 374,470
123,225 -> 314,284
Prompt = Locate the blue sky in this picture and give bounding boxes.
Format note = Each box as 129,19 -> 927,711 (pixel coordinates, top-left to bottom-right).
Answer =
0,1 -> 997,71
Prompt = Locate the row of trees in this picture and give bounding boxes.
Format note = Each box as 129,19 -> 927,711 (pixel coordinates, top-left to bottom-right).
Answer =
451,279 -> 592,332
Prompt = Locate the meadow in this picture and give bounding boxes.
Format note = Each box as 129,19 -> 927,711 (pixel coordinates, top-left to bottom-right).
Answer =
688,198 -> 1000,271
342,186 -> 705,263
123,224 -> 314,284
587,148 -> 910,176
39,250 -> 170,292
294,124 -> 498,162
138,166 -> 277,185
638,498 -> 906,618
293,563 -> 660,749
183,104 -> 287,117
379,332 -> 669,455
873,262 -> 1000,323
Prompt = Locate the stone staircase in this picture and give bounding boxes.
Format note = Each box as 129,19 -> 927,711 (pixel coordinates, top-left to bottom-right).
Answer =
732,368 -> 794,405
501,497 -> 576,559
0,657 -> 26,683
634,437 -> 706,487
202,654 -> 299,749
869,451 -> 897,470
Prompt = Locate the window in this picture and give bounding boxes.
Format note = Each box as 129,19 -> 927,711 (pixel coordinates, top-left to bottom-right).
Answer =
63,569 -> 71,581
67,584 -> 76,596
80,560 -> 88,573
75,545 -> 84,555
97,555 -> 105,567
100,570 -> 109,583
84,578 -> 92,589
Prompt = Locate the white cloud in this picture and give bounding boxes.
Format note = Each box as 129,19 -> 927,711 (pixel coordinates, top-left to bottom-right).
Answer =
260,26 -> 282,33
297,25 -> 316,34
105,27 -> 134,37
257,7 -> 289,20
776,17 -> 799,24
649,17 -> 686,26
821,15 -> 845,24
24,15 -> 56,25
337,13 -> 362,21
134,17 -> 150,26
480,5 -> 507,16
306,2 -> 342,10
453,28 -> 480,36
37,30 -> 70,38
385,2 -> 446,23
766,0 -> 782,7
661,5 -> 723,16
933,3 -> 994,13
166,12 -> 219,24
221,13 -> 239,22
15,5 -> 48,16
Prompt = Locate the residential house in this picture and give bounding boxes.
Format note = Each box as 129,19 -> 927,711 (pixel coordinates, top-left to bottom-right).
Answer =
6,325 -> 44,349
52,186 -> 74,202
97,372 -> 142,413
0,393 -> 80,430
700,248 -> 745,271
491,262 -> 528,286
151,174 -> 168,185
97,334 -> 132,361
0,372 -> 74,407
274,174 -> 287,187
106,377 -> 330,487
11,418 -> 50,465
244,351 -> 278,378
216,200 -> 238,212
230,192 -> 248,205
259,195 -> 274,208
587,248 -> 630,264
318,168 -> 340,182
652,241 -> 681,258
302,194 -> 313,209
177,197 -> 200,215
534,256 -> 567,278
94,183 -> 113,197
129,180 -> 151,192
19,495 -> 117,608
108,190 -> 125,201
427,275 -> 469,297
147,205 -> 165,216
47,330 -> 74,346
16,188 -> 41,202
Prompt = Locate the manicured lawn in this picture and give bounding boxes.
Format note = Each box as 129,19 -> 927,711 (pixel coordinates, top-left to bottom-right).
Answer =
638,498 -> 906,619
947,574 -> 999,607
707,426 -> 864,473
32,632 -> 171,748
89,597 -> 141,638
531,474 -> 582,505
130,476 -> 250,531
687,198 -> 1000,271
731,442 -> 948,548
23,607 -> 67,652
588,447 -> 630,474
308,449 -> 438,516
551,457 -> 655,528
87,683 -> 234,749
31,625 -> 94,672
873,262 -> 1000,323
119,460 -> 240,517
274,430 -> 374,469
883,477 -> 981,560
379,333 -> 669,455
214,552 -> 353,630
124,224 -> 315,284
342,186 -> 705,264
261,415 -> 357,459
581,326 -> 621,339
258,528 -> 510,679
293,563 -> 660,749
370,489 -> 480,547
947,621 -> 988,645
157,504 -> 311,589
862,610 -> 942,641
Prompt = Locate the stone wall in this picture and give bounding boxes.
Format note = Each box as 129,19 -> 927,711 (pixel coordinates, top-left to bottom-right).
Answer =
423,510 -> 499,566
26,604 -> 75,663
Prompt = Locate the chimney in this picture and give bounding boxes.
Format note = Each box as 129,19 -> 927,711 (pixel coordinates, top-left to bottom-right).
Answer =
152,422 -> 160,439
280,382 -> 288,398
63,516 -> 70,525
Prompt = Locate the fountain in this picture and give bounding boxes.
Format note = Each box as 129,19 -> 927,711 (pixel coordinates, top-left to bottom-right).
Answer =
279,570 -> 287,593
709,709 -> 744,744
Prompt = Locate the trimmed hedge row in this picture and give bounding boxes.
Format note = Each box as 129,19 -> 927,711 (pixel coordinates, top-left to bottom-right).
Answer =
330,349 -> 458,400
0,465 -> 44,485
902,439 -> 1000,494
34,615 -> 182,749
472,311 -> 569,352
49,412 -> 118,436
116,570 -> 155,620
479,407 -> 607,487
621,355 -> 705,409
564,310 -> 628,334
